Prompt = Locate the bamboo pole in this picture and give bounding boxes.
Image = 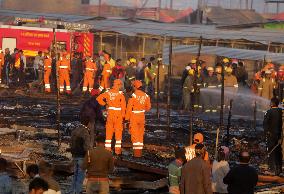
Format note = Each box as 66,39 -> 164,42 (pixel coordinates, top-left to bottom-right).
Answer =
142,37 -> 146,58
115,33 -> 119,59
53,28 -> 61,148
220,59 -> 225,128
167,37 -> 172,140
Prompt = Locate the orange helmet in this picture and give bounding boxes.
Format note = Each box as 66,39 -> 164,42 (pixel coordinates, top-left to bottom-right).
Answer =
133,80 -> 142,89
193,133 -> 204,144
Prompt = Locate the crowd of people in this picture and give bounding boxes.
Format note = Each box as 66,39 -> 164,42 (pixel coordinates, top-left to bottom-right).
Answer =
181,58 -> 284,113
0,49 -> 163,98
0,48 -> 283,194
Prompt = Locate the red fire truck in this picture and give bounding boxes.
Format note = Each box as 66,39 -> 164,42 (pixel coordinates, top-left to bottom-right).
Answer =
0,25 -> 93,57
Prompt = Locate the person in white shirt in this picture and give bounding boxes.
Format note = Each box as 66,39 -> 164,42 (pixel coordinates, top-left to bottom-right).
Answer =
212,146 -> 230,194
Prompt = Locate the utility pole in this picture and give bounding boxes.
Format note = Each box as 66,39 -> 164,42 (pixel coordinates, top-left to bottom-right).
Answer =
98,0 -> 102,17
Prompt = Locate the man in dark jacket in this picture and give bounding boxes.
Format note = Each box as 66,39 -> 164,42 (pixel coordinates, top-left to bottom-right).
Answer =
263,97 -> 283,175
80,88 -> 104,147
70,116 -> 91,194
3,48 -> 12,85
82,135 -> 114,194
223,151 -> 258,194
180,143 -> 212,194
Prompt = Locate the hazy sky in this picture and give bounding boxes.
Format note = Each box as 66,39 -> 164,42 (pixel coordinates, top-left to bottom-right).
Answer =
90,0 -> 284,13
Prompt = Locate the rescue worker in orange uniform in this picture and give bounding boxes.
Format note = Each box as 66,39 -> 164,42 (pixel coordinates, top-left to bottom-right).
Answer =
99,61 -> 112,92
185,133 -> 209,162
83,57 -> 97,93
0,49 -> 4,84
43,52 -> 52,93
125,80 -> 151,157
96,79 -> 126,155
58,52 -> 71,94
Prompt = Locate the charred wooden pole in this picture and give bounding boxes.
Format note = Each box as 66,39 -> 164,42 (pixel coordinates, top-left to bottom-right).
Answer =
190,36 -> 203,145
167,37 -> 173,139
53,28 -> 61,148
226,99 -> 233,146
156,59 -> 161,119
220,60 -> 225,128
215,127 -> 220,159
253,101 -> 257,131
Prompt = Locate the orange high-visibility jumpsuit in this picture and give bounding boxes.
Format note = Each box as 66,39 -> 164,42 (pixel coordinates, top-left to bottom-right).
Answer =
99,63 -> 111,91
83,60 -> 97,93
125,90 -> 151,157
44,57 -> 52,93
0,52 -> 4,83
58,57 -> 71,94
97,88 -> 126,155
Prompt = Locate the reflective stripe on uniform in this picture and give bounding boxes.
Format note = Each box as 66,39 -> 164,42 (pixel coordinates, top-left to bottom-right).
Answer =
99,86 -> 104,91
59,66 -> 68,69
105,144 -> 111,148
132,93 -> 137,98
208,85 -> 217,88
86,68 -> 95,71
108,107 -> 121,110
258,88 -> 263,90
106,70 -> 111,73
133,147 -> 143,150
83,87 -> 88,91
45,84 -> 51,89
132,110 -> 145,113
234,84 -> 238,88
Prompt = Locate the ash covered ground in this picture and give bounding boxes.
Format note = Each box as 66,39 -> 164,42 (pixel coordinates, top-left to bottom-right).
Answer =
0,88 -> 279,193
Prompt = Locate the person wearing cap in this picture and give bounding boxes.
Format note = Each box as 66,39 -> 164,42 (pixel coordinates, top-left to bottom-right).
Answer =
180,144 -> 212,194
263,97 -> 283,175
193,66 -> 204,112
224,67 -> 238,109
144,57 -> 156,97
58,51 -> 71,94
155,58 -> 167,98
97,79 -> 126,155
181,63 -> 192,87
83,57 -> 97,94
212,146 -> 230,194
185,133 -> 209,162
258,70 -> 276,100
125,80 -> 151,157
0,49 -> 4,84
182,69 -> 194,111
223,151 -> 258,194
99,53 -> 112,92
124,57 -> 137,92
203,66 -> 220,113
43,51 -> 52,93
